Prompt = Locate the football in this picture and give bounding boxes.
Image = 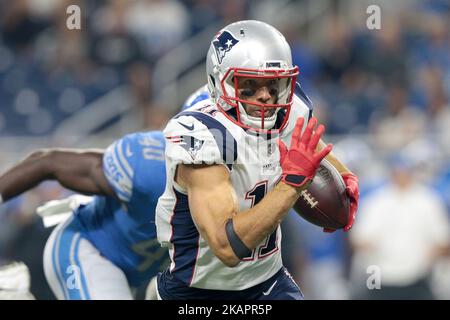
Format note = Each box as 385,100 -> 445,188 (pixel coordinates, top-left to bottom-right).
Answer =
293,159 -> 350,230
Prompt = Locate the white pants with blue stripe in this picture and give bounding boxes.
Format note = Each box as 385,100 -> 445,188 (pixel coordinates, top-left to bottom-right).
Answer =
43,216 -> 134,300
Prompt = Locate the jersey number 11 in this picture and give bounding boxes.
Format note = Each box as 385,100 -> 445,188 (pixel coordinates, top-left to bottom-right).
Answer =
242,181 -> 279,261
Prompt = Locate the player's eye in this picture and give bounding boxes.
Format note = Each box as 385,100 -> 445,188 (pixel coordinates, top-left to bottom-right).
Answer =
269,88 -> 278,96
240,89 -> 256,97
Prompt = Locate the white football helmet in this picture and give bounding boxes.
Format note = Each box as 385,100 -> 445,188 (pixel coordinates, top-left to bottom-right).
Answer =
206,20 -> 298,132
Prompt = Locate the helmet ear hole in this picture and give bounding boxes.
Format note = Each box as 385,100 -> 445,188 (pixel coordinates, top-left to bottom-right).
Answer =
209,74 -> 216,87
208,74 -> 217,99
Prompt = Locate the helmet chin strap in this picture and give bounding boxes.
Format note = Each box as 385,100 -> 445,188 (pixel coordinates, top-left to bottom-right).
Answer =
238,102 -> 279,130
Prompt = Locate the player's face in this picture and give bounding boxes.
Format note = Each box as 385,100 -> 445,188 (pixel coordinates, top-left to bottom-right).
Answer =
237,77 -> 279,118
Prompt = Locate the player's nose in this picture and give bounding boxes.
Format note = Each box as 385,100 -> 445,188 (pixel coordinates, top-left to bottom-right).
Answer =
256,86 -> 272,103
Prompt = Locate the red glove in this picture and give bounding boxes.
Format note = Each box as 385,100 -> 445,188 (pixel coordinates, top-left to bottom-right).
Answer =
323,172 -> 359,233
342,173 -> 359,231
279,117 -> 333,188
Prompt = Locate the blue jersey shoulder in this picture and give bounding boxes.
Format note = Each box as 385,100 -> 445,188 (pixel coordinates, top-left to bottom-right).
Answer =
103,131 -> 166,203
181,85 -> 209,111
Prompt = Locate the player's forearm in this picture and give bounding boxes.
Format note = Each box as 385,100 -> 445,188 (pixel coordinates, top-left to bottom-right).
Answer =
232,182 -> 301,250
184,163 -> 302,266
0,150 -> 53,201
193,181 -> 301,267
39,149 -> 112,195
325,152 -> 351,175
0,148 -> 110,202
318,139 -> 351,175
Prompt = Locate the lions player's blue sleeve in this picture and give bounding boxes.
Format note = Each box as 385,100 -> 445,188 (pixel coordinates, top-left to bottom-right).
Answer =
103,132 -> 166,203
103,135 -> 138,202
181,85 -> 210,111
131,131 -> 166,198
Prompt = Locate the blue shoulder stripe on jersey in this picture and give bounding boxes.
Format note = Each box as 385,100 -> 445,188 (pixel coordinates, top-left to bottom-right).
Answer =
113,140 -> 133,181
102,159 -> 132,202
294,82 -> 313,120
102,139 -> 134,202
171,188 -> 200,285
175,111 -> 237,170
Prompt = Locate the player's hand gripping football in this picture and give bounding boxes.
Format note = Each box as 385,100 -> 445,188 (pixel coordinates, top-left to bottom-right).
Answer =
323,173 -> 359,233
279,117 -> 333,189
342,173 -> 359,231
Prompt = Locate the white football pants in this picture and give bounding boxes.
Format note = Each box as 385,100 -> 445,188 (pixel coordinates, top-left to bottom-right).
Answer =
43,215 -> 134,300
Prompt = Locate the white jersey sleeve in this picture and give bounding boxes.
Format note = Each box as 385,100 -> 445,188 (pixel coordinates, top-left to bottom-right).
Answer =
164,110 -> 237,170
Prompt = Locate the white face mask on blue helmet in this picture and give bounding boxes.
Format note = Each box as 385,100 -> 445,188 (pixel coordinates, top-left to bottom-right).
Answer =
206,20 -> 299,133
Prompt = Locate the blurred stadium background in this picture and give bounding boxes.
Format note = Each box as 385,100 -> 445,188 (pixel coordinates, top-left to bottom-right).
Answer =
0,0 -> 449,299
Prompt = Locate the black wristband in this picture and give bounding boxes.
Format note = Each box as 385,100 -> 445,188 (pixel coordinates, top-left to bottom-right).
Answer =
225,218 -> 252,260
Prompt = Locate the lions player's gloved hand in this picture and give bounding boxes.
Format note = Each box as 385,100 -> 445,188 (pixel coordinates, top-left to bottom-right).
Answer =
323,172 -> 359,233
279,117 -> 333,188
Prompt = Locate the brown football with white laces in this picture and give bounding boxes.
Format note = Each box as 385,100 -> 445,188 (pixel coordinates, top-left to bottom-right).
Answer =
293,159 -> 350,230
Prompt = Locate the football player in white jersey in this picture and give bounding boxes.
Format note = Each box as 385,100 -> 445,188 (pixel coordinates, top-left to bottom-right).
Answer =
155,20 -> 359,300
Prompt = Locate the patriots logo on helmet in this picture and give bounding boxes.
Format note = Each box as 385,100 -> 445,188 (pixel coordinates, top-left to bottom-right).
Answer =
213,31 -> 239,64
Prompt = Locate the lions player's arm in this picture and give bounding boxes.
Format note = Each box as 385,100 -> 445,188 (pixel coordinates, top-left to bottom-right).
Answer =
0,149 -> 115,202
178,163 -> 300,267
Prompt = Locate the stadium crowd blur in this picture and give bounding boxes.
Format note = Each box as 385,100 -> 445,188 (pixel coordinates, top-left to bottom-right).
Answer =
0,0 -> 449,299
